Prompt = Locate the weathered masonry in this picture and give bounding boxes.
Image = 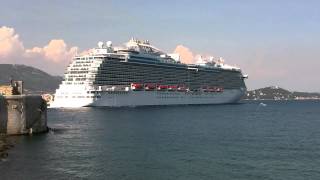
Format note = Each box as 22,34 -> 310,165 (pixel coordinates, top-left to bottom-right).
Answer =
0,95 -> 48,135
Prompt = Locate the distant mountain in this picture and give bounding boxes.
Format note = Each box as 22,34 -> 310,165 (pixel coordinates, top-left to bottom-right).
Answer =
245,86 -> 320,100
0,64 -> 62,94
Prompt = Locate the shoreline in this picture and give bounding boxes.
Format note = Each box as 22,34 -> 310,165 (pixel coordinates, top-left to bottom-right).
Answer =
242,99 -> 320,101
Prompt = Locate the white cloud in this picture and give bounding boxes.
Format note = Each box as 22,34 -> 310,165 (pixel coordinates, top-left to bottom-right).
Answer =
173,45 -> 195,64
0,26 -> 24,59
173,44 -> 218,65
0,26 -> 79,75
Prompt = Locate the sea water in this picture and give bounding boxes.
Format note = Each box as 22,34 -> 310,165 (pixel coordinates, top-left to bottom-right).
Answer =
1,100 -> 320,180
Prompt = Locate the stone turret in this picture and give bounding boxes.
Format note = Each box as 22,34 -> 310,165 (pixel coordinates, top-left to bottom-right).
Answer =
0,80 -> 48,135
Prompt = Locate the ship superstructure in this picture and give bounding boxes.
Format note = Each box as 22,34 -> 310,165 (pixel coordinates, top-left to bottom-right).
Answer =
50,38 -> 247,107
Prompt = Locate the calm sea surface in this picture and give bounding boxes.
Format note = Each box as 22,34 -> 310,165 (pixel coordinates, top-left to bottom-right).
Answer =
1,100 -> 320,180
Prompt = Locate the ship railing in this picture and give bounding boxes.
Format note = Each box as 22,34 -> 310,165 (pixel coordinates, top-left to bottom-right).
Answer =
88,85 -> 130,92
86,84 -> 226,94
187,67 -> 199,72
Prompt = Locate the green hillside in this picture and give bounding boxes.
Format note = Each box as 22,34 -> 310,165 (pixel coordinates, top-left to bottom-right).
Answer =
0,64 -> 62,94
245,86 -> 320,100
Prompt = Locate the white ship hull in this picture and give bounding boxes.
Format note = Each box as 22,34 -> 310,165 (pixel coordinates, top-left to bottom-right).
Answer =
50,89 -> 245,108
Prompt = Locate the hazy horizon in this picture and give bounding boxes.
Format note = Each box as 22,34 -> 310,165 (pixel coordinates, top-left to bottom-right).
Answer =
1,0 -> 319,92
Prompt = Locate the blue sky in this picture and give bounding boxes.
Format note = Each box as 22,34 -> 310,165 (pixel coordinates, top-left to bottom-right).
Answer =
1,0 -> 319,92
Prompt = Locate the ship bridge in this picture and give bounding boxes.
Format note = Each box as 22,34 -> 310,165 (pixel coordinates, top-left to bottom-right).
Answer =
125,38 -> 165,56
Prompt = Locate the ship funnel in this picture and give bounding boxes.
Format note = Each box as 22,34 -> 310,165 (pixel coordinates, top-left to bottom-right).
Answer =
98,41 -> 104,48
106,41 -> 113,47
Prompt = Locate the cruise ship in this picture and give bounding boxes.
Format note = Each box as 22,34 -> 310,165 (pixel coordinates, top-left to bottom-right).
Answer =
50,38 -> 248,107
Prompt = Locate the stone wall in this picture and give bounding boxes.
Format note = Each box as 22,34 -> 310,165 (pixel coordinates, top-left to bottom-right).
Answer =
0,95 -> 47,135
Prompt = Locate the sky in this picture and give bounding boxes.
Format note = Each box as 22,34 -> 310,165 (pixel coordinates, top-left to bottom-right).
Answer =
0,0 -> 319,92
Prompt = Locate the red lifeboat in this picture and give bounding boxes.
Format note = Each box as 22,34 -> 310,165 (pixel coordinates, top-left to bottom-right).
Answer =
168,85 -> 177,91
157,85 -> 168,91
144,83 -> 156,91
131,83 -> 143,91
